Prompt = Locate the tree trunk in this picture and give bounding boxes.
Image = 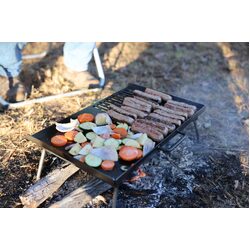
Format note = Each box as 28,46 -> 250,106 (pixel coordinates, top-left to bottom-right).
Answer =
20,164 -> 79,208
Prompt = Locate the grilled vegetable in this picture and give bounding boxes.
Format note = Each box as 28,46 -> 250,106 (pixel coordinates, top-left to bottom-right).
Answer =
128,133 -> 143,140
136,133 -> 148,146
116,123 -> 129,131
112,127 -> 128,139
136,149 -> 143,159
78,113 -> 94,123
111,133 -> 121,139
100,133 -> 110,139
85,154 -> 102,167
91,146 -> 118,161
122,138 -> 141,148
92,136 -> 105,148
101,160 -> 115,171
64,130 -> 78,141
104,138 -> 120,150
79,144 -> 93,155
69,143 -> 82,155
74,132 -> 87,143
56,119 -> 79,132
79,122 -> 96,130
92,125 -> 113,135
51,135 -> 68,147
86,132 -> 97,141
119,146 -> 138,161
95,113 -> 112,125
143,138 -> 155,156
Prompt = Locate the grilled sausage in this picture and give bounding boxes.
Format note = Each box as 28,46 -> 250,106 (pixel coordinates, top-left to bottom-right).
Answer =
133,96 -> 160,109
107,110 -> 134,125
123,97 -> 152,112
131,122 -> 164,142
146,117 -> 176,132
164,103 -> 194,117
157,105 -> 188,118
109,104 -> 137,119
123,98 -> 151,113
121,105 -> 148,118
133,90 -> 162,103
154,109 -> 185,121
149,113 -> 181,126
167,100 -> 197,111
145,88 -> 172,101
136,119 -> 168,135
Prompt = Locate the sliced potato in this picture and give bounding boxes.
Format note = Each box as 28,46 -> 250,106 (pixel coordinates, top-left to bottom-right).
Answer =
104,138 -> 120,150
85,154 -> 102,167
86,132 -> 97,141
92,136 -> 105,148
74,132 -> 87,143
79,122 -> 96,130
95,113 -> 112,125
68,143 -> 82,155
122,138 -> 141,148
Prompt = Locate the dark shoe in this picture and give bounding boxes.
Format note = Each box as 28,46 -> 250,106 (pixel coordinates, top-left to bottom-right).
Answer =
0,76 -> 28,102
62,65 -> 99,89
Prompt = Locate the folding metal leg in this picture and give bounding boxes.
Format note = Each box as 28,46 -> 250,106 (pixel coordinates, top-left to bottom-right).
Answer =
112,187 -> 119,208
193,120 -> 200,142
36,149 -> 46,181
0,47 -> 105,111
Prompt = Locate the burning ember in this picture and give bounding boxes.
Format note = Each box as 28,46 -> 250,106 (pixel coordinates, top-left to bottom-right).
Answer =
129,168 -> 147,182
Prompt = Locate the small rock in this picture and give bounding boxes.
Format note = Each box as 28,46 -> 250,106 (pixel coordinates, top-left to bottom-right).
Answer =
203,122 -> 211,129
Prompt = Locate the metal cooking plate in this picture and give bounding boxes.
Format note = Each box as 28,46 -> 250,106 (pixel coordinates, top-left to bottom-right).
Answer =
27,84 -> 205,186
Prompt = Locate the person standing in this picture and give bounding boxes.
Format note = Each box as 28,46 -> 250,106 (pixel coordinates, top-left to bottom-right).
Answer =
0,42 -> 98,102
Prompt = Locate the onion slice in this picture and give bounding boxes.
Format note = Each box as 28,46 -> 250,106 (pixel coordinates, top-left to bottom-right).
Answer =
92,125 -> 113,135
90,146 -> 118,161
55,119 -> 79,132
143,138 -> 155,156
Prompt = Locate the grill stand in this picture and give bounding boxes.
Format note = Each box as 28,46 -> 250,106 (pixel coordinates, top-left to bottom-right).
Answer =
112,187 -> 119,208
193,120 -> 200,142
37,149 -> 46,181
34,119 -> 202,208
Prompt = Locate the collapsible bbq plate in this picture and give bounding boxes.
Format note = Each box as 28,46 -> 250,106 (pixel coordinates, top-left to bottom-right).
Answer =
27,84 -> 205,187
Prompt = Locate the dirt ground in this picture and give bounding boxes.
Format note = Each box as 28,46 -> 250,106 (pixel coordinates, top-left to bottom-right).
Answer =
0,42 -> 248,208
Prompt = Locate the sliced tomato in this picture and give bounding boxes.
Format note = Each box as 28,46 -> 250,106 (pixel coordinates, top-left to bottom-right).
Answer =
119,146 -> 138,161
112,127 -> 128,139
111,133 -> 121,139
64,130 -> 78,141
101,160 -> 115,171
136,149 -> 143,159
78,113 -> 94,123
51,135 -> 67,147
